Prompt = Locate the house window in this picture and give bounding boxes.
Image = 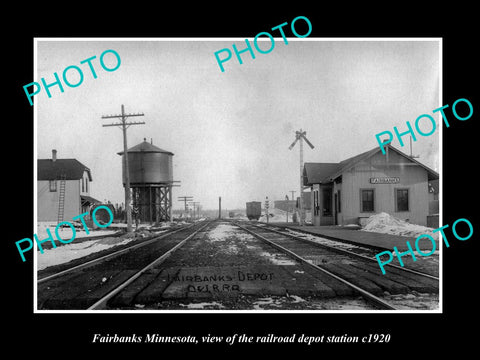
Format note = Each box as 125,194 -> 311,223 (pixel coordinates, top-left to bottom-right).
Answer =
85,177 -> 88,193
313,190 -> 319,216
322,188 -> 332,216
82,178 -> 84,192
396,188 -> 409,212
361,189 -> 375,212
49,180 -> 57,192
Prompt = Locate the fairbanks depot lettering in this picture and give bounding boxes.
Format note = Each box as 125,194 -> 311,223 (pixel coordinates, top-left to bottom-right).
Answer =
163,266 -> 276,296
369,177 -> 400,184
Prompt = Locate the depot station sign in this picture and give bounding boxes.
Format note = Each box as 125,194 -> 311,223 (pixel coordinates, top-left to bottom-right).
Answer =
369,177 -> 400,184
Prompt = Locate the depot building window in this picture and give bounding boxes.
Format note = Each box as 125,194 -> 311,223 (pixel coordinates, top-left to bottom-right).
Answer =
360,189 -> 374,212
395,188 -> 409,212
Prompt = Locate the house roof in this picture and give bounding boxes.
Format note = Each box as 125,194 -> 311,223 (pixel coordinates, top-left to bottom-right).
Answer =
117,139 -> 174,155
38,159 -> 92,181
304,144 -> 439,185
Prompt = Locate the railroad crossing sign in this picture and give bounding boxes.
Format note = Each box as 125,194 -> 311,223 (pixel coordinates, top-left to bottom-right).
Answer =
288,130 -> 315,151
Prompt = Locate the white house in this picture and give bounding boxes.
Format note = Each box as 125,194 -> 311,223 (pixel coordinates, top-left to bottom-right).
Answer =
37,149 -> 99,222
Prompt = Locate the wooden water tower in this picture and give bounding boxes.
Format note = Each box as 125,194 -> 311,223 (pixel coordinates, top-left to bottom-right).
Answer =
118,138 -> 174,223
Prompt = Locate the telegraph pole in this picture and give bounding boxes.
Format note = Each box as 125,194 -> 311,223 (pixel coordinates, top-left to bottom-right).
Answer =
265,196 -> 270,224
102,105 -> 145,233
299,135 -> 304,225
178,196 -> 193,218
218,197 -> 222,219
192,202 -> 200,220
289,129 -> 314,226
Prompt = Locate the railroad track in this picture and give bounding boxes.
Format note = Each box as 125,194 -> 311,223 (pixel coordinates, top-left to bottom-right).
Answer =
245,221 -> 439,279
231,220 -> 439,310
37,222 -> 198,282
37,220 -> 211,310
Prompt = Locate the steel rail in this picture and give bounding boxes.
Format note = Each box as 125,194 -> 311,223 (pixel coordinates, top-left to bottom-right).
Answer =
37,223 -> 197,284
87,220 -> 212,310
246,221 -> 439,281
234,221 -> 398,310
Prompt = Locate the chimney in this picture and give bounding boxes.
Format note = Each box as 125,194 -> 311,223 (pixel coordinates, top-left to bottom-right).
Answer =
52,149 -> 57,162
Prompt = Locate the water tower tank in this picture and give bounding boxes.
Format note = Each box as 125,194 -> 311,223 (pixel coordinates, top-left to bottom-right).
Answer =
117,138 -> 174,185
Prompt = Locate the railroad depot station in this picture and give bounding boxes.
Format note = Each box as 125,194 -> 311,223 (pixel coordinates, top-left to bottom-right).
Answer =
303,143 -> 439,228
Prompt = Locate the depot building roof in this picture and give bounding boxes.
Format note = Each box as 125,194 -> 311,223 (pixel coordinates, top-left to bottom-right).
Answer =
303,144 -> 439,186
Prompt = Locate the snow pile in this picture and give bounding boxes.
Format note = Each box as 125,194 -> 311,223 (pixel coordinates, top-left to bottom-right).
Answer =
361,212 -> 438,240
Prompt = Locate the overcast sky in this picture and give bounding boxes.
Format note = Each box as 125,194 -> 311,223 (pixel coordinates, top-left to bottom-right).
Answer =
36,38 -> 440,210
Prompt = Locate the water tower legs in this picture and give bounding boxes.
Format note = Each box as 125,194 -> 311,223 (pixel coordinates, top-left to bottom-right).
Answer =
132,185 -> 172,224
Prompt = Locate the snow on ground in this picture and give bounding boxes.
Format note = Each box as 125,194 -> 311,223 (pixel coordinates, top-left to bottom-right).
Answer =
206,223 -> 298,264
252,296 -> 305,310
206,223 -> 252,255
207,223 -> 241,242
285,229 -> 372,253
36,234 -> 137,270
179,302 -> 226,309
259,208 -> 289,223
251,295 -> 373,310
36,221 -> 176,242
36,221 -> 118,241
258,251 -> 297,265
383,292 -> 439,310
259,208 -> 312,224
36,221 -> 178,271
361,212 -> 439,240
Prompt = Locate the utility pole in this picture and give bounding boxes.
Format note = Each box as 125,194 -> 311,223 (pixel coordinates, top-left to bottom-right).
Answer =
102,105 -> 145,233
289,129 -> 314,226
299,136 -> 304,225
192,202 -> 200,220
265,196 -> 270,224
188,202 -> 195,220
218,197 -> 222,219
178,196 -> 193,218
